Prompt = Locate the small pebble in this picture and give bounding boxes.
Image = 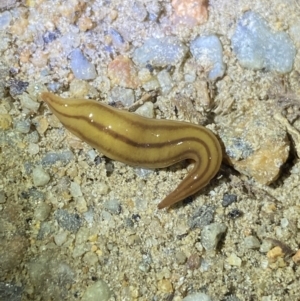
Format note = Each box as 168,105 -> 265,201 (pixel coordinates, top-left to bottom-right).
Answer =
0,190 -> 6,203
103,199 -> 121,214
201,223 -> 227,251
187,253 -> 200,270
28,143 -> 40,155
175,250 -> 187,265
0,283 -> 22,301
81,280 -> 111,301
75,196 -> 88,213
189,205 -> 215,229
157,69 -> 173,94
60,32 -> 81,56
222,193 -> 237,207
260,240 -> 273,253
183,292 -> 212,301
190,35 -> 225,80
83,251 -> 98,265
54,230 -> 68,246
292,250 -> 300,265
243,236 -> 260,249
19,93 -> 40,112
34,202 -> 51,221
70,49 -> 97,80
157,279 -> 173,293
55,209 -> 82,233
133,37 -> 188,67
131,1 -> 147,22
0,11 -> 11,30
41,151 -> 74,165
171,0 -> 208,27
32,166 -> 50,187
14,120 -> 31,134
231,11 -> 296,73
0,113 -> 12,130
227,209 -> 243,219
31,116 -> 49,135
135,102 -> 154,118
108,55 -> 140,89
70,182 -> 83,198
109,86 -> 135,107
267,246 -> 284,263
226,253 -> 242,267
134,167 -> 154,178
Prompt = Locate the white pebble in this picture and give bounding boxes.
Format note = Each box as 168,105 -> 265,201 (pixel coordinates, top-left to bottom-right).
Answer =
231,11 -> 296,73
70,182 -> 82,197
19,93 -> 40,112
135,102 -> 154,118
201,223 -> 227,251
28,143 -> 40,155
183,292 -> 212,301
32,166 -> 50,187
70,49 -> 97,80
0,11 -> 12,30
157,70 -> 173,94
190,35 -> 225,80
226,253 -> 242,267
81,280 -> 111,301
54,230 -> 68,246
75,196 -> 88,213
133,37 -> 188,67
34,202 -> 51,221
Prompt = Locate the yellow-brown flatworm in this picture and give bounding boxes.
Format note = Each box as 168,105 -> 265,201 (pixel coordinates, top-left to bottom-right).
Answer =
41,92 -> 222,209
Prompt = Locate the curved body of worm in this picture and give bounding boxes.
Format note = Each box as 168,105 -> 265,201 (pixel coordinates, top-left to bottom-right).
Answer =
41,92 -> 222,209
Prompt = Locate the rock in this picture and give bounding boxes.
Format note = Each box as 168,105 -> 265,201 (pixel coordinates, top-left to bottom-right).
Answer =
14,120 -> 31,134
226,253 -> 242,267
189,205 -> 215,229
27,253 -> 74,299
0,0 -> 17,10
54,230 -> 68,246
222,194 -> 237,207
243,236 -> 260,249
70,49 -> 97,80
70,182 -> 82,198
0,282 -> 23,301
55,209 -> 81,233
217,101 -> 290,185
109,86 -> 135,107
292,250 -> 300,265
103,199 -> 121,214
108,55 -> 140,89
34,202 -> 51,221
231,11 -> 296,73
190,35 -> 226,80
183,292 -> 212,301
0,113 -> 12,130
157,69 -> 173,94
81,280 -> 111,301
171,0 -> 208,27
41,151 -> 74,165
32,166 -> 50,187
267,246 -> 285,263
157,279 -> 173,293
135,102 -> 154,118
0,11 -> 12,30
0,190 -> 6,203
83,251 -> 98,265
133,37 -> 188,67
201,222 -> 227,251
